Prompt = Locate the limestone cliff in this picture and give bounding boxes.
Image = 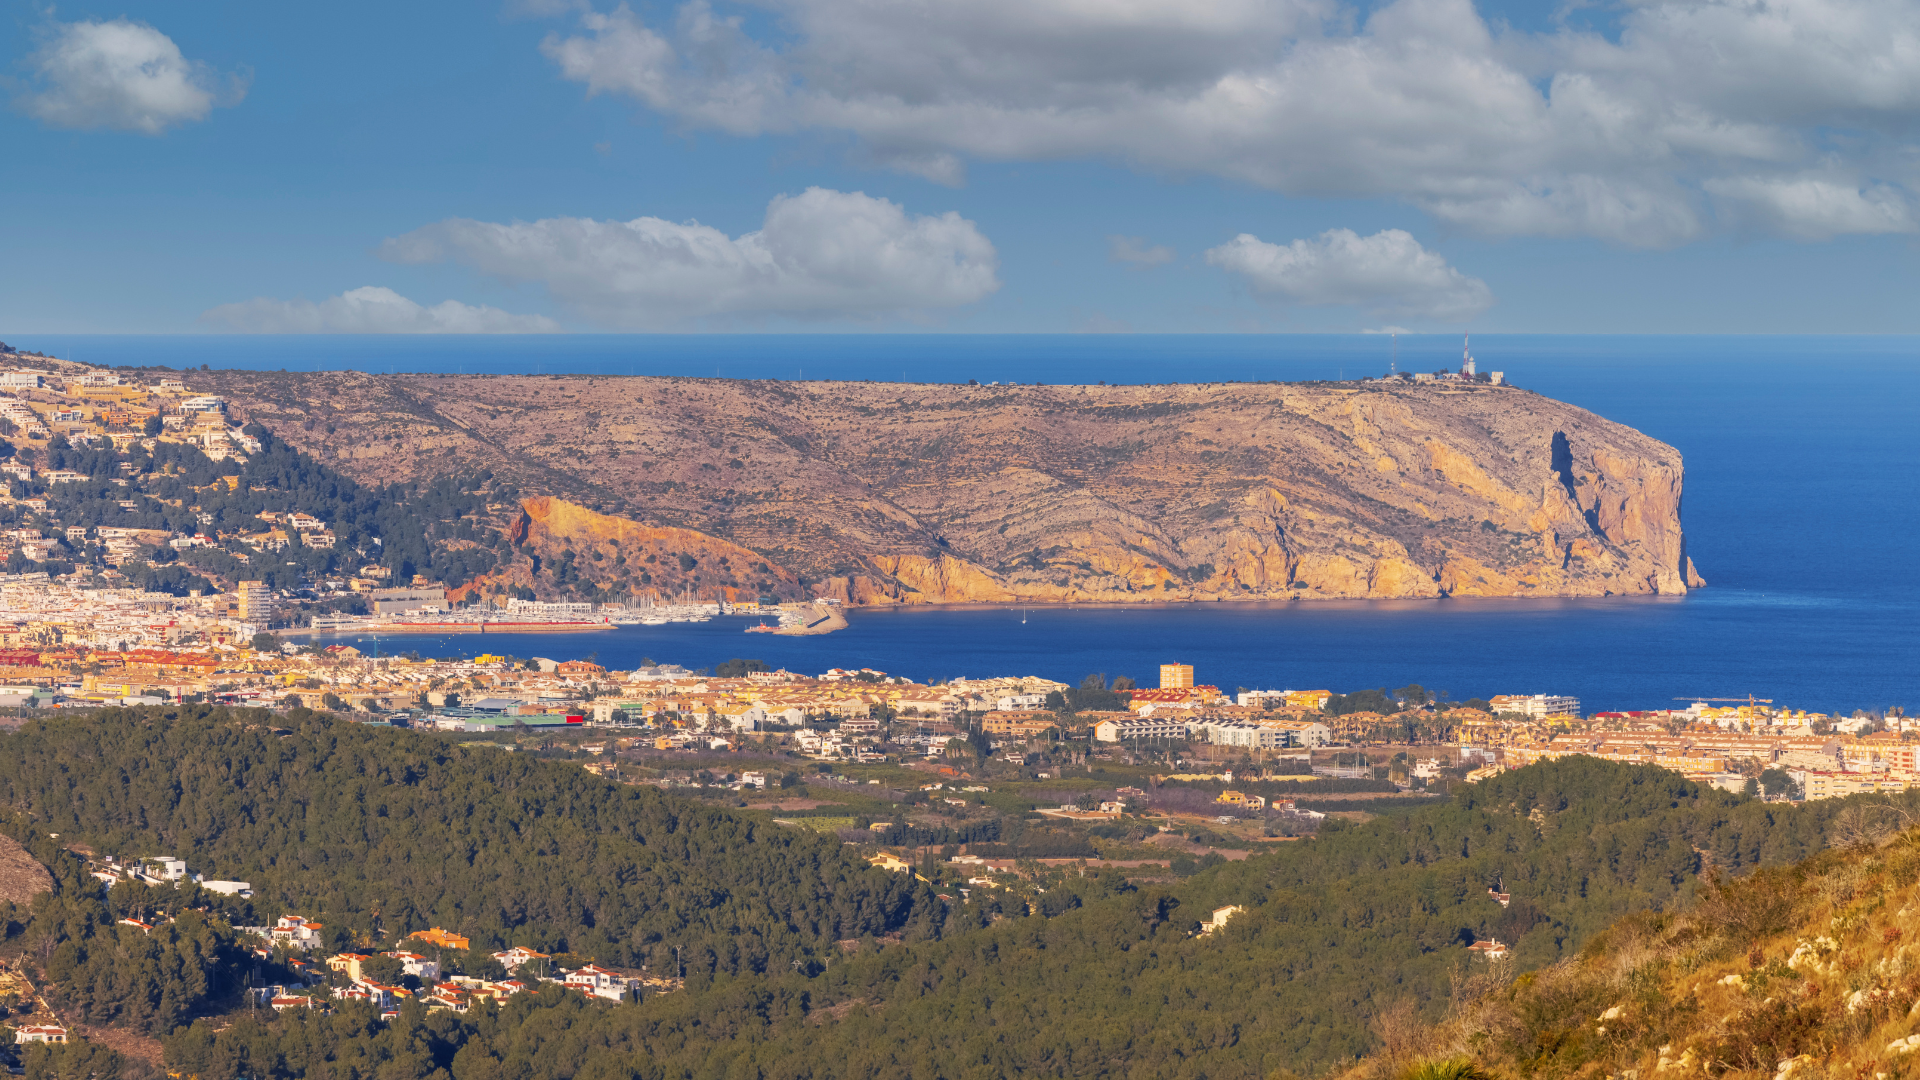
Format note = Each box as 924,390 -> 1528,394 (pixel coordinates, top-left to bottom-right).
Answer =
198,370 -> 1704,605
448,496 -> 804,606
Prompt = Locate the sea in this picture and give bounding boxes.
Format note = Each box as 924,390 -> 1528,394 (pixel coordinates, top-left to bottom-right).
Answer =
17,333 -> 1919,716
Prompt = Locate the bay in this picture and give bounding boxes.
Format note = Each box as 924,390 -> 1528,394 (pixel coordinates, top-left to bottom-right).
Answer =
19,333 -> 1917,715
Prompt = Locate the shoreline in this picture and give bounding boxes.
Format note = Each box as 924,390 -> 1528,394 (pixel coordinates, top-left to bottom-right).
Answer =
294,621 -> 617,636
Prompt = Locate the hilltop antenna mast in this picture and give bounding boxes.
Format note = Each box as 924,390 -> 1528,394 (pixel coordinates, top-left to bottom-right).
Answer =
1390,333 -> 1397,375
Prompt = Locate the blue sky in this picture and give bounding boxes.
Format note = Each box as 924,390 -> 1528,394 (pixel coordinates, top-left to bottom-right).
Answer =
5,0 -> 1920,334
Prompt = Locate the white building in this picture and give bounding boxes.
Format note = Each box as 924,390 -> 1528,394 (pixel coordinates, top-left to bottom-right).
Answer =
1192,721 -> 1291,749
563,964 -> 639,1001
1265,719 -> 1333,747
1093,716 -> 1192,742
269,915 -> 327,951
1490,694 -> 1581,720
382,950 -> 440,981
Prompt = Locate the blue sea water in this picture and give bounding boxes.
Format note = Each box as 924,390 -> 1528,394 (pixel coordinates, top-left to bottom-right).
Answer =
18,333 -> 1920,715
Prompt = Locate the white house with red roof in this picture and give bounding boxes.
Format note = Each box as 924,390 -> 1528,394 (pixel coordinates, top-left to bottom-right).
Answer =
563,963 -> 639,1001
270,915 -> 326,950
492,946 -> 549,971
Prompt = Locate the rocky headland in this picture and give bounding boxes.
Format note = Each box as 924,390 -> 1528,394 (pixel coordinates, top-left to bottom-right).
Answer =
198,370 -> 1704,606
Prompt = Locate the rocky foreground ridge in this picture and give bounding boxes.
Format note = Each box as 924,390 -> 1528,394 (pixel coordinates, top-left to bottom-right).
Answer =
1342,806 -> 1920,1080
200,370 -> 1704,605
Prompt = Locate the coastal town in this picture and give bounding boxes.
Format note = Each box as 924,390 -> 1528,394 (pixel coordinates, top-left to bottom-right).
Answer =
0,599 -> 1898,809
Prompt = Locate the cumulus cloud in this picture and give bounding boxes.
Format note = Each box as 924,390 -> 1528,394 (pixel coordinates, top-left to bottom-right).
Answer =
379,187 -> 1000,327
540,0 -> 1920,246
15,17 -> 246,134
1205,229 -> 1494,321
1703,175 -> 1917,240
201,287 -> 563,334
1108,236 -> 1175,267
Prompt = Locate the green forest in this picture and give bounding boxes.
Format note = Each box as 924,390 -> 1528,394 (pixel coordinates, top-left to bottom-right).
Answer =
0,707 -> 1874,1080
0,707 -> 933,979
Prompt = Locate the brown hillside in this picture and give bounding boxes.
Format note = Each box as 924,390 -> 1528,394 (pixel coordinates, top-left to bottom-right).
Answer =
1350,819 -> 1920,1080
197,371 -> 1704,605
0,832 -> 52,905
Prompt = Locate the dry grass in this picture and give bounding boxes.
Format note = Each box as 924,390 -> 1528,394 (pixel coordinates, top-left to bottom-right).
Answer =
1339,827 -> 1920,1080
72,1023 -> 163,1066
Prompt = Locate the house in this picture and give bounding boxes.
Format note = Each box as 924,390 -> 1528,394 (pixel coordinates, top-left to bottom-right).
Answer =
117,917 -> 156,933
1198,905 -> 1243,935
270,915 -> 326,950
1467,938 -> 1510,960
408,927 -> 472,951
422,988 -> 471,1012
868,852 -> 911,872
716,703 -> 764,732
14,1026 -> 67,1044
492,946 -> 550,972
384,950 -> 440,981
339,983 -> 407,1009
328,952 -> 373,982
563,963 -> 639,1001
270,995 -> 314,1012
487,978 -> 532,999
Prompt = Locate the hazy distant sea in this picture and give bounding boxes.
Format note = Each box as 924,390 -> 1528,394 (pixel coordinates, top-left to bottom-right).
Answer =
20,333 -> 1920,715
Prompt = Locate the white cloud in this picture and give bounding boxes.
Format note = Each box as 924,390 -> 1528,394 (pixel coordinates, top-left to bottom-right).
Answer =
540,0 -> 1920,246
201,287 -> 563,334
379,187 -> 1000,327
1703,175 -> 1917,240
1108,235 -> 1175,267
1205,229 -> 1494,321
15,17 -> 246,134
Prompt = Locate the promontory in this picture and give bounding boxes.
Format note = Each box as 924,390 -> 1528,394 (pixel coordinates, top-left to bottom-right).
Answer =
196,370 -> 1705,606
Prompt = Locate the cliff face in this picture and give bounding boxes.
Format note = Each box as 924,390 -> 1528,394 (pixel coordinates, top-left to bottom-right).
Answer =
446,496 -> 804,606
200,370 -> 1703,605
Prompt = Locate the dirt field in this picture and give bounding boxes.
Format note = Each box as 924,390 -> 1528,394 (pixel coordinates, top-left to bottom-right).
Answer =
73,1024 -> 163,1067
0,833 -> 52,905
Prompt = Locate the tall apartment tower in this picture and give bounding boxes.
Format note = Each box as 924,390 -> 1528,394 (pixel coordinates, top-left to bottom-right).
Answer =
235,581 -> 272,623
1159,663 -> 1194,690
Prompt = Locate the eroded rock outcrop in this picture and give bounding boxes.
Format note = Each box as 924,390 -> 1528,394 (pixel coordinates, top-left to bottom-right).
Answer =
203,371 -> 1704,605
